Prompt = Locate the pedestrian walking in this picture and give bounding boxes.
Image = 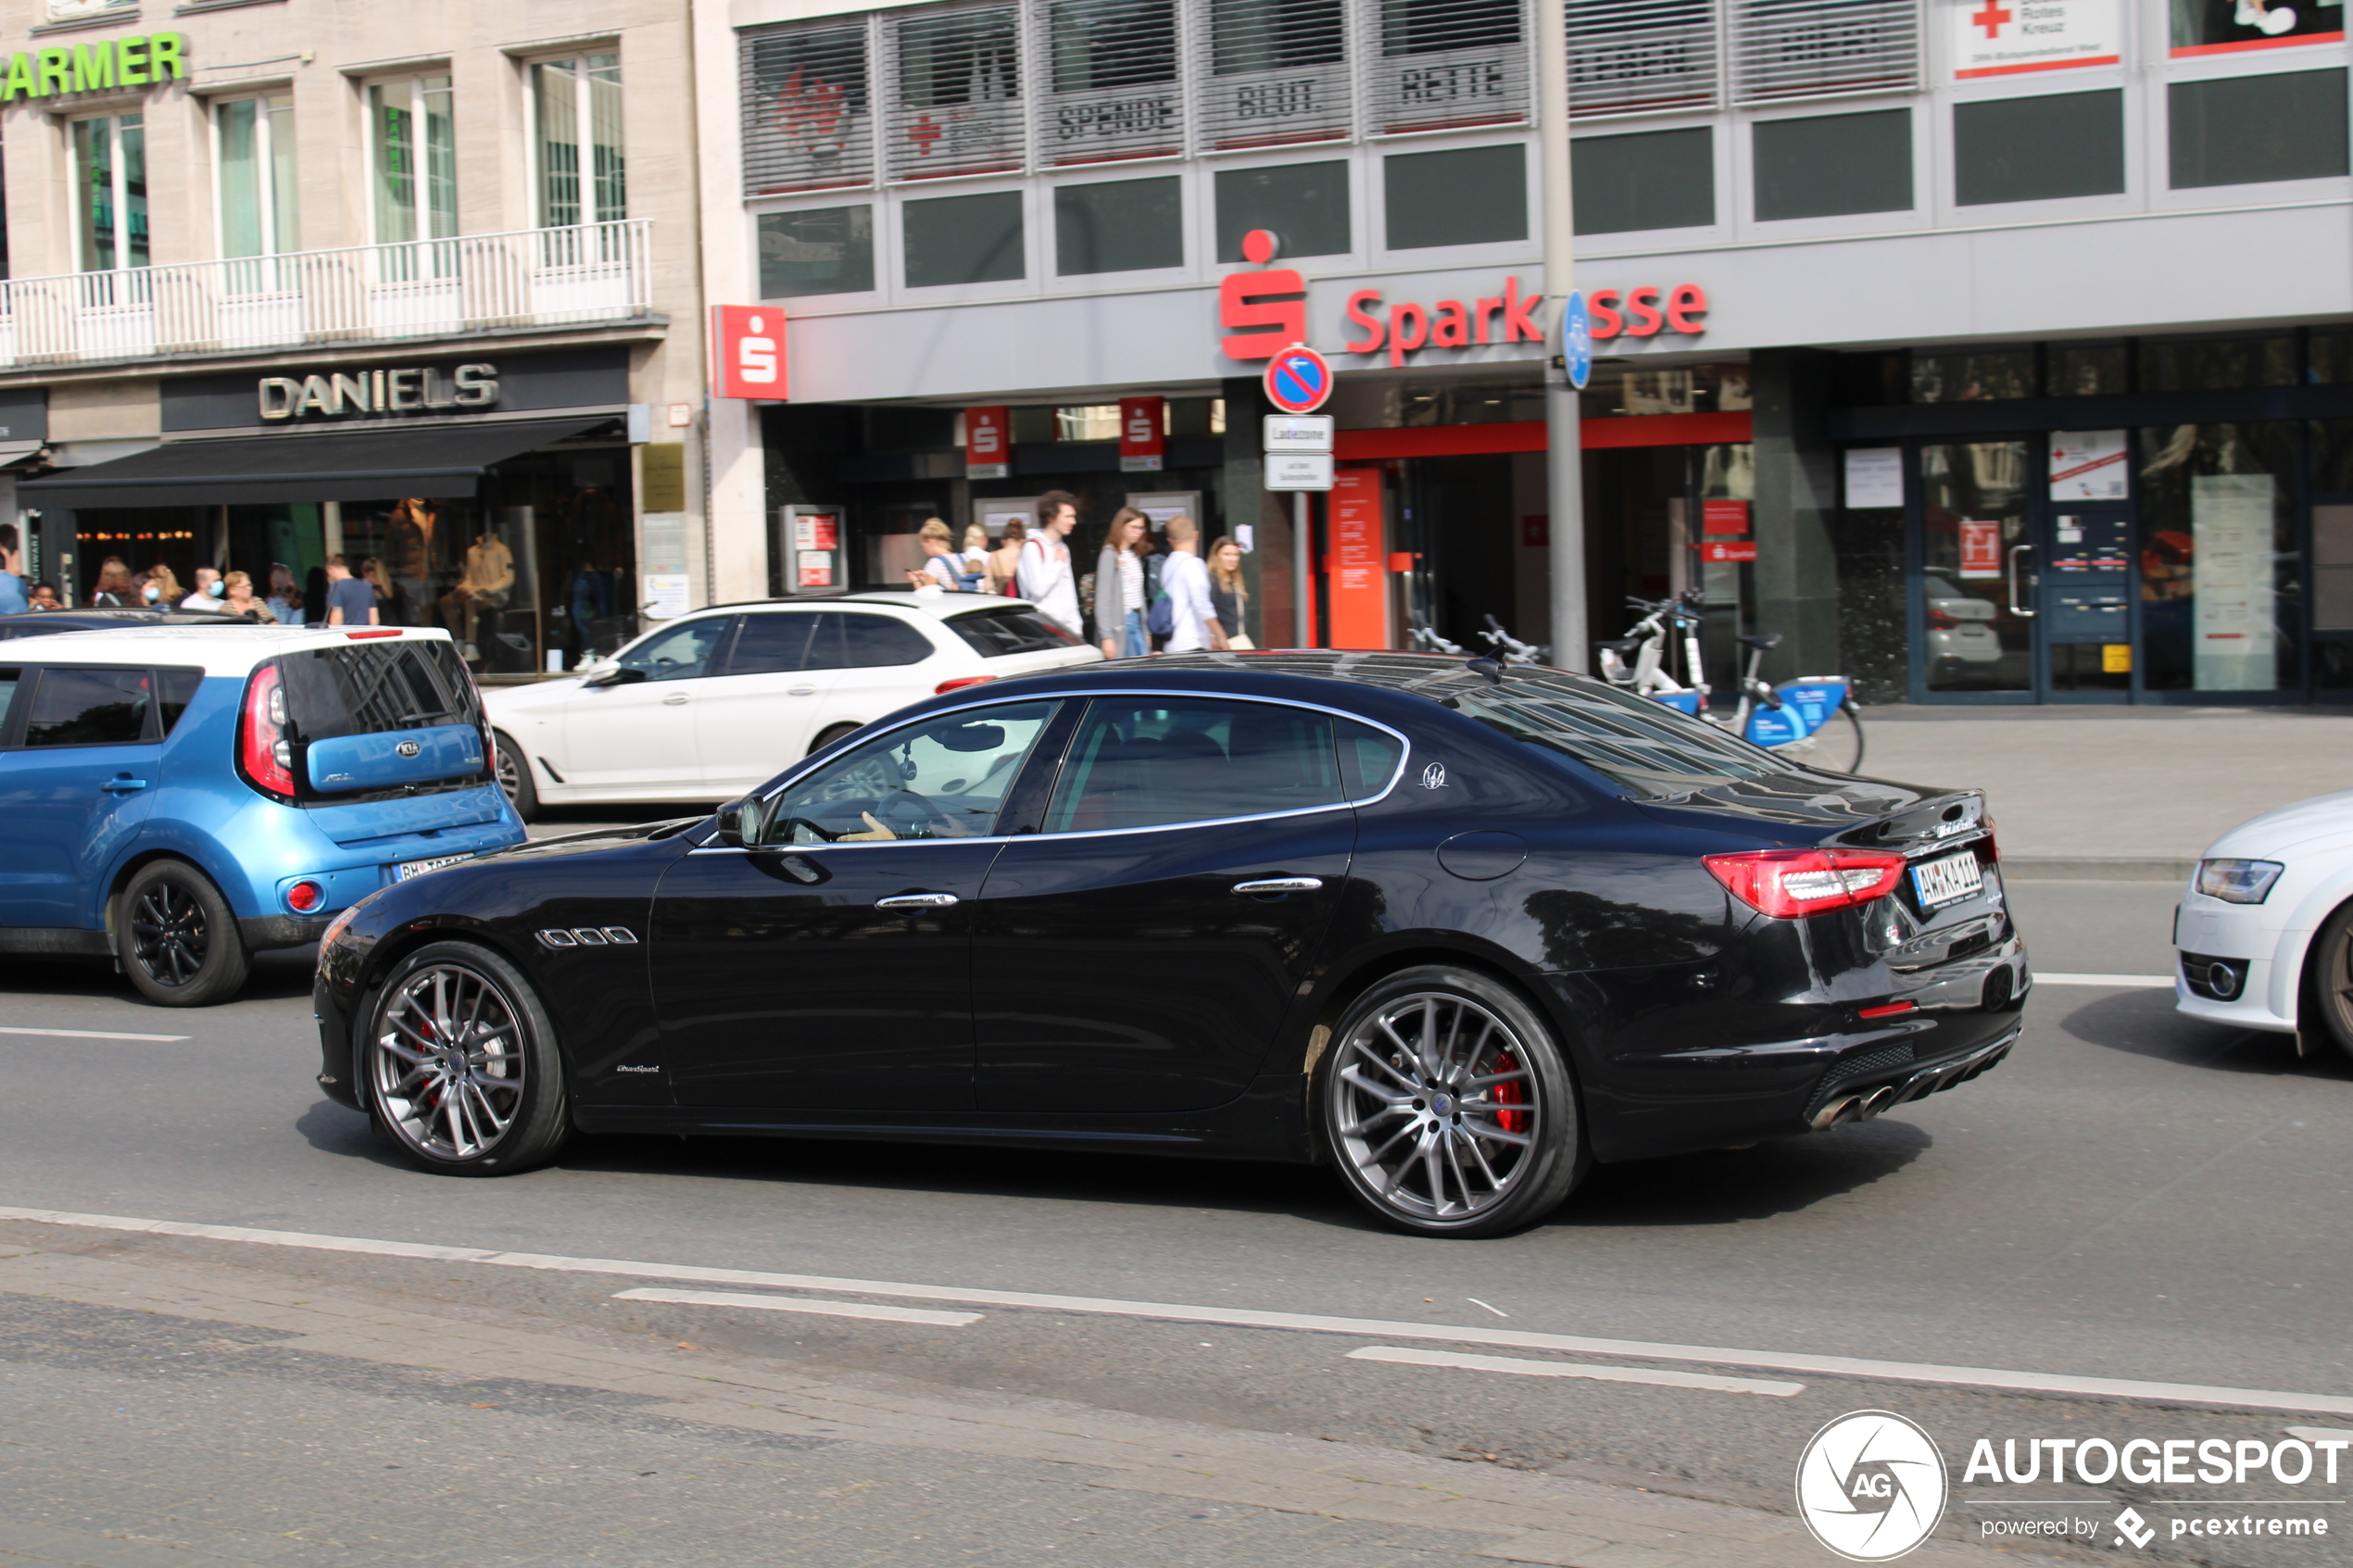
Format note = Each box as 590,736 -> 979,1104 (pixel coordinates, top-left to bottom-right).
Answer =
323,554 -> 378,626
908,519 -> 970,590
264,563 -> 303,624
90,558 -> 135,608
1018,490 -> 1083,637
0,523 -> 29,616
986,517 -> 1026,596
1095,508 -> 1154,659
1206,535 -> 1254,650
1158,515 -> 1225,654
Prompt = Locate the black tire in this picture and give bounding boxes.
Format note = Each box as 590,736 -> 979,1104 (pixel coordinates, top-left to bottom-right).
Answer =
493,729 -> 540,822
2306,903 -> 2353,1063
809,722 -> 861,758
118,859 -> 250,1008
1784,699 -> 1864,774
1315,965 -> 1587,1237
359,940 -> 571,1175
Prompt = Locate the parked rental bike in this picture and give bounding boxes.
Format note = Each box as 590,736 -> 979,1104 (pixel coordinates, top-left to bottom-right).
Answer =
1596,593 -> 1866,773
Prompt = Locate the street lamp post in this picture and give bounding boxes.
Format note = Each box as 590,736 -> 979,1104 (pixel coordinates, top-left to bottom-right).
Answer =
1533,0 -> 1588,672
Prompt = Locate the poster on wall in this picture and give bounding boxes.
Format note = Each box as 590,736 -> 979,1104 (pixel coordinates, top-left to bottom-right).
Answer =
1958,519 -> 2005,579
2171,0 -> 2340,54
2049,430 -> 2129,500
1951,0 -> 2120,77
2193,474 -> 2278,690
1843,447 -> 1905,509
1327,470 -> 1389,650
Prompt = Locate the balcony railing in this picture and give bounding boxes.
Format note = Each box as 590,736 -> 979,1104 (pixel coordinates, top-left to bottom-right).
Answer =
0,220 -> 654,370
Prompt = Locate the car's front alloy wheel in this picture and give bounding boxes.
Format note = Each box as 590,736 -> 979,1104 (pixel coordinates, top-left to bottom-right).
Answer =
364,942 -> 569,1174
1319,966 -> 1585,1237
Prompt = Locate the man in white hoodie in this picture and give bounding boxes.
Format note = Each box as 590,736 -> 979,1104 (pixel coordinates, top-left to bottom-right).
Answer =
1159,515 -> 1227,654
1016,490 -> 1084,638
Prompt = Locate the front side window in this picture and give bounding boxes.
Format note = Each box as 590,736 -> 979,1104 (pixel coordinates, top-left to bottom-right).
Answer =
534,55 -> 625,227
1045,697 -> 1340,833
761,700 -> 1058,843
72,114 -> 147,271
617,617 -> 733,682
217,95 -> 298,258
23,666 -> 153,747
721,613 -> 816,676
371,76 -> 457,244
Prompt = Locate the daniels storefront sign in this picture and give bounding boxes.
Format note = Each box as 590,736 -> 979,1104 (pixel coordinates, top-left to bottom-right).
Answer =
258,363 -> 498,421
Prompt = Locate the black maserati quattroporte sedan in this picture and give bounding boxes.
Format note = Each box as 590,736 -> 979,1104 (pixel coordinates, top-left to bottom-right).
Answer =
314,653 -> 2027,1236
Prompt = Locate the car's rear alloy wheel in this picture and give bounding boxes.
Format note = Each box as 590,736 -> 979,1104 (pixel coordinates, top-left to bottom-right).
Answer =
364,942 -> 570,1174
118,859 -> 250,1007
1319,966 -> 1586,1237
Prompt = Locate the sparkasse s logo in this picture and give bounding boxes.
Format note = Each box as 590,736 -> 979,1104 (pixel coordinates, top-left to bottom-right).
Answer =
1796,1411 -> 1949,1562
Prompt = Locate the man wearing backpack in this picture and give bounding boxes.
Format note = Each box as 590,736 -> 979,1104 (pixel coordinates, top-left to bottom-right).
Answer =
1018,491 -> 1084,638
1157,514 -> 1227,654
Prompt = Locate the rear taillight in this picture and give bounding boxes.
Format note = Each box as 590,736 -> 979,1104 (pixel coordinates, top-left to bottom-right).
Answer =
1705,847 -> 1907,919
482,724 -> 497,781
936,676 -> 994,695
239,663 -> 296,801
1925,608 -> 1957,630
1978,818 -> 1999,862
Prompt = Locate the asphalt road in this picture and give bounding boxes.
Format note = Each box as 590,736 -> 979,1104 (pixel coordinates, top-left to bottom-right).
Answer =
4,876 -> 2349,1567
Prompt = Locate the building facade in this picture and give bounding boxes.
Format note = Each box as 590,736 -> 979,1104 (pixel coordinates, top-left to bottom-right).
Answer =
687,0 -> 2353,707
1,0 -> 708,674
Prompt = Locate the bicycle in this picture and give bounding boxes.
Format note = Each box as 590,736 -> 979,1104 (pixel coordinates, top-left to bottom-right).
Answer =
1596,594 -> 1866,774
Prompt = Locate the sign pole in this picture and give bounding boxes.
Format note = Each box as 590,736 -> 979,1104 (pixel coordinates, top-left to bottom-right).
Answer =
1535,0 -> 1589,672
1262,345 -> 1336,650
1293,491 -> 1310,649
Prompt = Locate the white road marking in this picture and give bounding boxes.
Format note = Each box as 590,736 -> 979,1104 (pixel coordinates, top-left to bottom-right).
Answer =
0,1025 -> 192,1042
1349,1346 -> 1804,1397
2033,973 -> 2174,988
1466,1297 -> 1511,1318
615,1287 -> 979,1327
2288,1425 -> 2353,1442
5,1205 -> 2352,1417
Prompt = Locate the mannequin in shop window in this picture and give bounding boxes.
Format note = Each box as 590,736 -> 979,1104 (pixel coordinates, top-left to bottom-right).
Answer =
387,497 -> 438,623
441,526 -> 515,656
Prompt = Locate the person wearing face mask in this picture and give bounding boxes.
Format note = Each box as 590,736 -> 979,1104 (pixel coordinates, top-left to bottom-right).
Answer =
182,567 -> 226,611
145,565 -> 185,608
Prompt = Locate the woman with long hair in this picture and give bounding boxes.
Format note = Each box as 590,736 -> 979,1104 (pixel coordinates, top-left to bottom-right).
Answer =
145,564 -> 184,608
265,563 -> 303,624
1206,535 -> 1252,650
90,558 -> 134,608
1094,508 -> 1154,659
360,556 -> 409,624
220,571 -> 267,621
986,516 -> 1026,597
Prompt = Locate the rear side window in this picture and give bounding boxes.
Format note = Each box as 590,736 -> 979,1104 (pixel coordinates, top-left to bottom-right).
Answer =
157,668 -> 204,734
804,612 -> 936,671
723,613 -> 816,675
1046,697 -> 1340,833
1337,719 -> 1404,797
947,606 -> 1084,657
24,666 -> 153,746
273,640 -> 482,741
0,668 -> 18,730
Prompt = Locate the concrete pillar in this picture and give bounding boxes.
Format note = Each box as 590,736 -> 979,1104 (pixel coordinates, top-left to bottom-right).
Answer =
1748,348 -> 1841,684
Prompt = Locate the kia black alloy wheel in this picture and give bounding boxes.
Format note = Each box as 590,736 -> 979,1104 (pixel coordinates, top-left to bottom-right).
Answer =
1318,965 -> 1586,1237
118,859 -> 250,1008
493,730 -> 539,822
363,941 -> 570,1175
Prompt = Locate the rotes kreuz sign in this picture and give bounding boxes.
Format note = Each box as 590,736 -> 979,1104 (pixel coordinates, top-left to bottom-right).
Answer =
1265,345 -> 1333,415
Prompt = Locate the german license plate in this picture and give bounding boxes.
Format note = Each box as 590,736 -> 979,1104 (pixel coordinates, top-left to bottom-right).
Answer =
1911,850 -> 1985,909
395,853 -> 471,882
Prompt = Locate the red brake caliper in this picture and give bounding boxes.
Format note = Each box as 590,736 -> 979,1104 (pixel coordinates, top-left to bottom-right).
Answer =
1490,1050 -> 1529,1135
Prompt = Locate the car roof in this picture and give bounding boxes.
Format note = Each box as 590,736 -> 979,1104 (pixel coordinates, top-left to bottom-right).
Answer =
932,649 -> 1518,716
0,623 -> 459,677
0,608 -> 244,629
692,590 -> 1036,622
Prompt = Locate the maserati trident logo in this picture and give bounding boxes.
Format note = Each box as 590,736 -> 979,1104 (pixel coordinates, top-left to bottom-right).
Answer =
396,740 -> 422,759
1795,1411 -> 1948,1561
1419,761 -> 1446,789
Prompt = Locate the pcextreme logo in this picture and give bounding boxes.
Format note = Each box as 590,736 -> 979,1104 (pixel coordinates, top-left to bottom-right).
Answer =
1795,1411 -> 1948,1562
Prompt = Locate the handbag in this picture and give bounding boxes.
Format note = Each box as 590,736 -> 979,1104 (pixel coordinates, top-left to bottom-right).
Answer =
1226,633 -> 1256,650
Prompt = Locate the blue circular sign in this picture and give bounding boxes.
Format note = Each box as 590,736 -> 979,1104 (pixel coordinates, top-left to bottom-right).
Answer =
1561,290 -> 1593,391
1265,345 -> 1332,415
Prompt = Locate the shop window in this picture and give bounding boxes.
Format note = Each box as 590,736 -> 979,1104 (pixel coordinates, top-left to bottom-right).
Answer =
370,77 -> 457,245
1954,90 -> 2123,207
1753,108 -> 1911,221
2310,329 -> 2353,383
759,206 -> 875,296
71,114 -> 147,272
1214,160 -> 1351,260
1572,128 -> 1714,234
2170,69 -> 2348,189
902,190 -> 1026,286
2140,335 -> 2296,391
1384,144 -> 1525,248
533,56 -> 626,228
2136,421 -> 2301,692
1055,175 -> 1182,274
216,96 -> 297,258
1055,405 -> 1124,440
2171,0 -> 2343,53
1833,351 -> 1908,407
2316,502 -> 2353,632
1909,347 -> 2034,403
2051,342 -> 2130,396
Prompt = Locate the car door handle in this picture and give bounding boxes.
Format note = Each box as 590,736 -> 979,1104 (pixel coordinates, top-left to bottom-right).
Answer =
787,685 -> 817,696
875,893 -> 959,909
1232,877 -> 1322,896
661,692 -> 692,706
101,776 -> 149,794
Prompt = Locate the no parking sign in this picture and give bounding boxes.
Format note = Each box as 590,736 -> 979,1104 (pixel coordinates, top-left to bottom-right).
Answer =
1265,345 -> 1332,415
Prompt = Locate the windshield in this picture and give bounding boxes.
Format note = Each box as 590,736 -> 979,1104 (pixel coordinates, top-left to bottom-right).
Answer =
1446,671 -> 1801,797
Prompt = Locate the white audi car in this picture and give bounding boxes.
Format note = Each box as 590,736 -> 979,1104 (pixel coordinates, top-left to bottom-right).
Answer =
485,589 -> 1101,819
2174,787 -> 2353,1056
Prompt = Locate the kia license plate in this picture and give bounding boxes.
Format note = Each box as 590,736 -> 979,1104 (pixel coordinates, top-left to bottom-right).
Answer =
1910,850 -> 1985,909
395,853 -> 472,882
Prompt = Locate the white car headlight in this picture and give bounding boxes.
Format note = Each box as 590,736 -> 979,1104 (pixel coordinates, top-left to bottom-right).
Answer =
2196,859 -> 2284,904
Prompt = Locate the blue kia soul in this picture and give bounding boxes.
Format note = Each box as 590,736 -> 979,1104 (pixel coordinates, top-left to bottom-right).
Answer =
0,623 -> 524,1005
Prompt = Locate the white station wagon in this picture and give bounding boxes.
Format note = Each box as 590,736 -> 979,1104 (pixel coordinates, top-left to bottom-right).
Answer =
484,589 -> 1101,819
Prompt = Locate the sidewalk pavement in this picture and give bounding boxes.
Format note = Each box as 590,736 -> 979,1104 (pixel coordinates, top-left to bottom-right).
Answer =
1856,707 -> 2353,876
0,1240 -> 2066,1568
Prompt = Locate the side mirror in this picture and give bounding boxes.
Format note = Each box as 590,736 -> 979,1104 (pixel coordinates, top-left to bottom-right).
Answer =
714,796 -> 770,849
582,665 -> 646,689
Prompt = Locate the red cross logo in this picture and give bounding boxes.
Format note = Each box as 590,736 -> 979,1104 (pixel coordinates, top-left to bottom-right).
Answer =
1970,0 -> 2011,37
908,115 -> 941,156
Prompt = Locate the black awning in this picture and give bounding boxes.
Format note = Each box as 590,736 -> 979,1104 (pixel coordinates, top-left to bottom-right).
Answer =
19,417 -> 616,508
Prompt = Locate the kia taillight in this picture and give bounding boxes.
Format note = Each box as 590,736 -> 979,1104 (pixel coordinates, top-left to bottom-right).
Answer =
1704,848 -> 1907,919
239,663 -> 296,800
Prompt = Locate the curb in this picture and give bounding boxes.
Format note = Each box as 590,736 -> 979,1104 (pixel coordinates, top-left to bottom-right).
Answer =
2003,857 -> 2191,883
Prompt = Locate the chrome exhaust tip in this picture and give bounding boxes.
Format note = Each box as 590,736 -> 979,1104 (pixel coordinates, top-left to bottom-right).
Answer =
1809,1095 -> 1859,1131
1856,1084 -> 1901,1120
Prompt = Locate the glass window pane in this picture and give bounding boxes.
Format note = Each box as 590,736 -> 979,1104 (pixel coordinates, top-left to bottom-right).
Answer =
1909,347 -> 2035,402
535,60 -> 581,228
1572,128 -> 1714,234
1049,0 -> 1176,93
2140,336 -> 2295,391
25,666 -> 151,746
1954,90 -> 2123,207
1384,143 -> 1525,248
371,85 -> 416,243
617,616 -> 732,681
1336,718 -> 1404,797
1214,159 -> 1351,260
2174,0 -> 2341,49
1054,175 -> 1181,274
837,614 -> 936,667
722,613 -> 816,675
2313,499 -> 2353,632
120,113 -> 146,269
2170,69 -> 2348,189
946,606 -> 1085,656
218,99 -> 263,258
74,118 -> 114,270
588,55 -> 625,222
2050,342 -> 2129,397
1753,108 -> 1911,221
902,189 -> 1025,285
1045,697 -> 1340,832
267,95 -> 298,253
764,700 -> 1059,843
423,78 -> 457,239
759,205 -> 875,295
1918,443 -> 2032,692
2136,422 -> 2300,692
